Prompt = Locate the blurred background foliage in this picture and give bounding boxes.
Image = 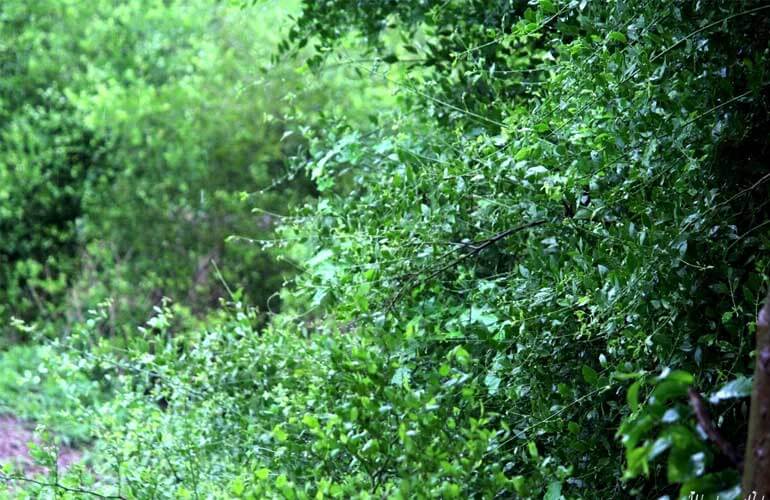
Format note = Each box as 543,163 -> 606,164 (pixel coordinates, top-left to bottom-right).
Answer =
0,0 -> 385,343
1,0 -> 770,499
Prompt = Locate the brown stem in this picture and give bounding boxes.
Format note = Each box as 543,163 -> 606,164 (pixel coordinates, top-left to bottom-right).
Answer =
742,293 -> 770,496
687,388 -> 742,467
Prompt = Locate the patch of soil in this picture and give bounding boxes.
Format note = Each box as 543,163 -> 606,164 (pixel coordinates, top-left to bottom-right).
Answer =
0,415 -> 82,475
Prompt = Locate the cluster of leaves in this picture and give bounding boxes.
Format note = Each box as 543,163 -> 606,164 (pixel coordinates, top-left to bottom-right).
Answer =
619,368 -> 753,498
276,0 -> 770,497
4,302 -> 559,498
0,342 -> 101,443
4,0 -> 770,499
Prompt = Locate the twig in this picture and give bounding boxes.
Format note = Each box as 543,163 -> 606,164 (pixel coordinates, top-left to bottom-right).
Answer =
0,473 -> 126,499
424,220 -> 547,282
687,388 -> 742,467
385,219 -> 547,312
210,258 -> 235,302
650,4 -> 770,63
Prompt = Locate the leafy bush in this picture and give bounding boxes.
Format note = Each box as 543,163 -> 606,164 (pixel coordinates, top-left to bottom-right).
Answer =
0,100 -> 94,342
275,0 -> 770,496
4,0 -> 770,499
0,0 -> 382,341
0,341 -> 101,444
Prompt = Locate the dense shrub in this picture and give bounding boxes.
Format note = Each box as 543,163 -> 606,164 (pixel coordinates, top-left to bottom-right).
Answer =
0,99 -> 95,341
0,0 -> 381,341
274,0 -> 770,497
3,1 -> 770,499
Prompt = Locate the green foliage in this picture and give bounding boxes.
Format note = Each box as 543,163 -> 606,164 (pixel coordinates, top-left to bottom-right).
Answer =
4,0 -> 770,499
0,0 -> 379,340
64,1 -> 313,323
0,341 -> 101,443
276,0 -> 770,497
619,369 -> 746,498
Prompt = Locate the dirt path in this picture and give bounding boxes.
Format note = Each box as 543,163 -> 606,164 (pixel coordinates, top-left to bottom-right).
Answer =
0,415 -> 81,475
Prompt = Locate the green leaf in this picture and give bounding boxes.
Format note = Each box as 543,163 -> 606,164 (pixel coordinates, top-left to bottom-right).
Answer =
390,366 -> 411,387
668,450 -> 706,483
466,306 -> 499,328
528,441 -> 539,459
539,0 -> 556,14
254,468 -> 270,481
709,376 -> 752,404
612,370 -> 647,381
544,481 -> 562,500
511,476 -> 526,495
302,414 -> 320,429
525,165 -> 549,177
627,381 -> 641,412
623,444 -> 651,479
649,437 -> 672,460
663,426 -> 705,482
649,380 -> 689,404
307,249 -> 334,267
230,477 -> 245,496
619,415 -> 655,449
450,346 -> 471,367
582,365 -> 599,385
275,473 -> 289,489
484,372 -> 501,395
607,31 -> 627,43
272,424 -> 288,443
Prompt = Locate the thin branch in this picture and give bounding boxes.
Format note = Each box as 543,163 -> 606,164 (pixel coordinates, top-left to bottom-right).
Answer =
0,473 -> 126,500
424,220 -> 548,283
687,388 -> 742,467
650,4 -> 770,63
386,219 -> 547,312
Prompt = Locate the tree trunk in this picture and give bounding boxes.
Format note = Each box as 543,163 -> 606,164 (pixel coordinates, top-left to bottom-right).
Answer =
742,294 -> 770,496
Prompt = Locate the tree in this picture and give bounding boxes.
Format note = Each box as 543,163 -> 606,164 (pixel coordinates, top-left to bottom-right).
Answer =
743,293 -> 770,495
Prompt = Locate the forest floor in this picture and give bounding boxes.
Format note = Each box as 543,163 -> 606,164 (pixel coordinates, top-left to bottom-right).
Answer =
0,414 -> 81,475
